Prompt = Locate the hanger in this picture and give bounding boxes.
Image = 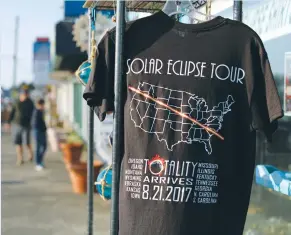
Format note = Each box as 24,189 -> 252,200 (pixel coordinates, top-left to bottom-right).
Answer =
163,0 -> 214,23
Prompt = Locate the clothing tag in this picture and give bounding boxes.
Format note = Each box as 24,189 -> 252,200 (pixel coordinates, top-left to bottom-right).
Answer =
178,30 -> 187,37
173,28 -> 188,38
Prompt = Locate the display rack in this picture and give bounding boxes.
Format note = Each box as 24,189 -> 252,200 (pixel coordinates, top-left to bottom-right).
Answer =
84,0 -> 208,12
84,0 -> 164,12
83,1 -> 243,235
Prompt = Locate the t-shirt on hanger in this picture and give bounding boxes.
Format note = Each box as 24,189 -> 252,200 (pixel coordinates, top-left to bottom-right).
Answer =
83,10 -> 283,235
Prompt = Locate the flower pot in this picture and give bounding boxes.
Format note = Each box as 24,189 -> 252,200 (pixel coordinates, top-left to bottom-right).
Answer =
60,143 -> 83,165
68,161 -> 104,194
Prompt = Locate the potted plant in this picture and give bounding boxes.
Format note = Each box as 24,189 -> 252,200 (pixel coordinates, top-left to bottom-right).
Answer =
60,131 -> 84,165
68,160 -> 104,194
60,131 -> 105,194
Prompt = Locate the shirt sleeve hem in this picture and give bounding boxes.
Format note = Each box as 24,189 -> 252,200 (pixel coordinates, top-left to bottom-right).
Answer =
264,111 -> 283,142
269,110 -> 284,123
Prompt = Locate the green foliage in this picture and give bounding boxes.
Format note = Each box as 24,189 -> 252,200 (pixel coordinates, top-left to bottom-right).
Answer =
10,89 -> 19,100
18,82 -> 35,91
66,131 -> 84,145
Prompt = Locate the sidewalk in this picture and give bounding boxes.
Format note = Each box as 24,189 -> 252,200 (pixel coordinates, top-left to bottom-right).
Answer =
1,132 -> 110,235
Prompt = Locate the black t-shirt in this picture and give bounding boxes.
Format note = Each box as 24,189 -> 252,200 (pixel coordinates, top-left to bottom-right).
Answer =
8,98 -> 34,128
31,109 -> 47,132
83,11 -> 283,235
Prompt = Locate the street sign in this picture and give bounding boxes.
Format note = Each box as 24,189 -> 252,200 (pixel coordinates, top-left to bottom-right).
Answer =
64,0 -> 87,18
33,38 -> 51,86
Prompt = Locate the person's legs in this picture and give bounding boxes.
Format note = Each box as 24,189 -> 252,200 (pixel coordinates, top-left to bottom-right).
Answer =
39,132 -> 47,167
27,144 -> 33,162
24,127 -> 33,161
34,130 -> 41,166
16,145 -> 24,165
13,125 -> 24,165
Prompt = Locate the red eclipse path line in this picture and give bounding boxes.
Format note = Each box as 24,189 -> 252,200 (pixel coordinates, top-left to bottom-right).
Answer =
128,86 -> 224,141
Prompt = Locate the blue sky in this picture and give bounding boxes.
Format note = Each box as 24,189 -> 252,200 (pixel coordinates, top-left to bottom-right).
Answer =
0,0 -> 63,89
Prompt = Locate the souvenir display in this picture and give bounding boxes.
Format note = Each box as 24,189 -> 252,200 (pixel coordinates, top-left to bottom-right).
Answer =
256,165 -> 291,196
84,7 -> 283,235
95,165 -> 113,200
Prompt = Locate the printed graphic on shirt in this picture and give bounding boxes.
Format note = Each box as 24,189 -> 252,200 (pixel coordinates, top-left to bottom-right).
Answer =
125,156 -> 219,204
126,58 -> 246,85
129,83 -> 235,154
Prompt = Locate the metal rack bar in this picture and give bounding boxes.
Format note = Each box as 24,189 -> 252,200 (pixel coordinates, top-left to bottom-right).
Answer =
111,0 -> 126,235
87,107 -> 94,235
87,8 -> 95,235
233,0 -> 243,21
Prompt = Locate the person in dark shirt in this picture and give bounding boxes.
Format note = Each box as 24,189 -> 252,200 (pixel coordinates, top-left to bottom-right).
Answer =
31,98 -> 47,171
7,89 -> 34,165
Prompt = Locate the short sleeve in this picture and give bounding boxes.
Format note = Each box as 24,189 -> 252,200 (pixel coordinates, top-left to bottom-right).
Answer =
250,38 -> 283,141
83,31 -> 115,121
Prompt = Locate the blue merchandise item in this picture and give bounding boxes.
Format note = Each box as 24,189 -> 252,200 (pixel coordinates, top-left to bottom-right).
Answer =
95,166 -> 112,200
255,165 -> 291,196
75,60 -> 91,86
75,10 -> 114,87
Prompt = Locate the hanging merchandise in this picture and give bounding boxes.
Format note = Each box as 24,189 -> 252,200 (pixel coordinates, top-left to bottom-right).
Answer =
74,32 -> 95,85
94,127 -> 114,200
92,11 -> 115,167
95,164 -> 113,200
75,12 -> 115,86
83,7 -> 284,235
255,165 -> 291,196
74,12 -> 95,86
74,7 -> 115,200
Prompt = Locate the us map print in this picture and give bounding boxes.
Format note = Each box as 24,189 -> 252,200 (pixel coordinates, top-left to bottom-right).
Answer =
129,82 -> 235,154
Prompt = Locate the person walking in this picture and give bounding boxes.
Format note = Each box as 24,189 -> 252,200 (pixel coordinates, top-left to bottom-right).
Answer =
6,89 -> 34,165
31,98 -> 47,171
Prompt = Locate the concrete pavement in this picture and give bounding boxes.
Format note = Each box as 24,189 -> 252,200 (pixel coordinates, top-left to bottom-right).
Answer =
1,131 -> 110,235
